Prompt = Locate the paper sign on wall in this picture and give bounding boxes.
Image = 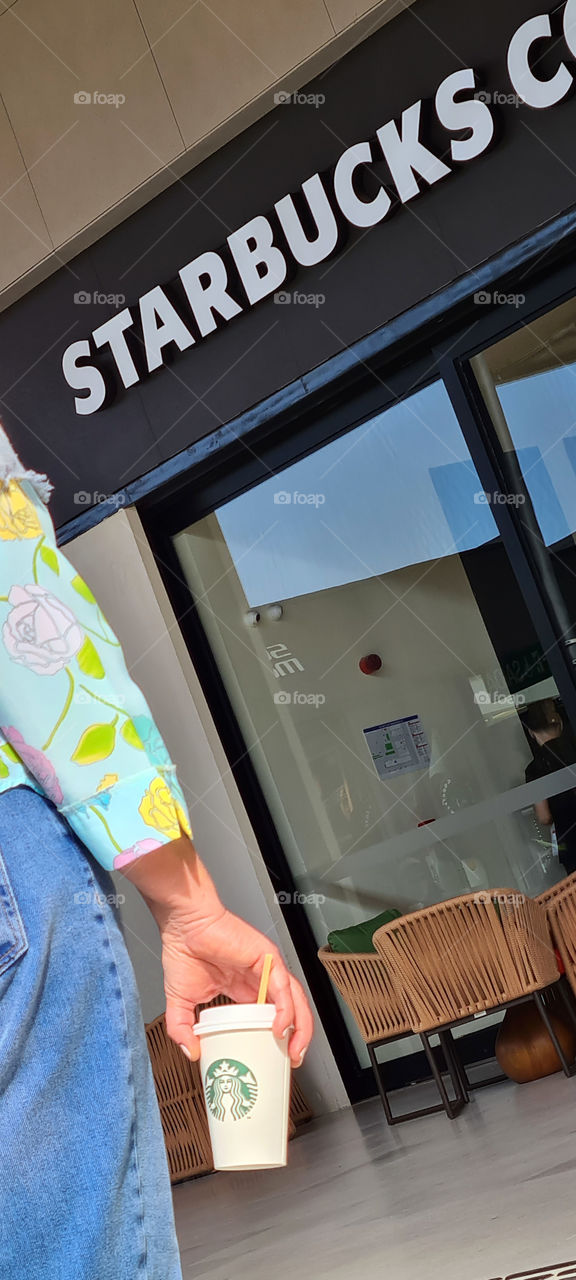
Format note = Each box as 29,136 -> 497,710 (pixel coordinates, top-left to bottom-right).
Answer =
363,715 -> 430,779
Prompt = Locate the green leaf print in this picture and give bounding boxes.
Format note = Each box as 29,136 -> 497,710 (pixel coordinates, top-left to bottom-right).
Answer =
121,719 -> 145,750
71,574 -> 97,604
1,744 -> 21,763
42,669 -> 75,752
71,719 -> 117,765
40,544 -> 59,574
76,636 -> 105,680
0,757 -> 9,778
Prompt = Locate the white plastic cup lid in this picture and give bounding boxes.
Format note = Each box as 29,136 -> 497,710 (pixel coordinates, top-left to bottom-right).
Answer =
194,1003 -> 277,1036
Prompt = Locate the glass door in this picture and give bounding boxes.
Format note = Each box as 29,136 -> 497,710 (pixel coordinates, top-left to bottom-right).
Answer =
169,375 -> 576,1074
467,296 -> 576,881
469,295 -> 576,659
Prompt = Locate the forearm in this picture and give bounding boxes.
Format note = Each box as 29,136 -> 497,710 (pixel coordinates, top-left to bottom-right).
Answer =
534,800 -> 553,826
121,835 -> 226,928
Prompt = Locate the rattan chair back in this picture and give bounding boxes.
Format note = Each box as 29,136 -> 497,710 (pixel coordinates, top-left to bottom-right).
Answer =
146,1014 -> 213,1182
372,889 -> 558,1033
540,875 -> 576,999
318,944 -> 410,1043
536,872 -> 576,911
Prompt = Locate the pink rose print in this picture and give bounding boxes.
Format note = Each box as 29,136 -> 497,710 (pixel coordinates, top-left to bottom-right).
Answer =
1,726 -> 64,805
2,584 -> 84,676
113,838 -> 162,870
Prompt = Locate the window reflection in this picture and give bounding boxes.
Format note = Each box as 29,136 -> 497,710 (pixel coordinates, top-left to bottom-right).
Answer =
173,373 -> 576,1065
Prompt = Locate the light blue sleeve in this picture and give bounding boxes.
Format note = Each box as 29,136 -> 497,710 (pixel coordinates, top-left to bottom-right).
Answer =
0,479 -> 192,871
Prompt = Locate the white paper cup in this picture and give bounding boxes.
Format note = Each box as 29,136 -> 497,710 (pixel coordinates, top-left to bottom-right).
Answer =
194,1004 -> 291,1171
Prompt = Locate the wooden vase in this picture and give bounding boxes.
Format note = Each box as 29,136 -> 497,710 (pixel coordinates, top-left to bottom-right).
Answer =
495,1002 -> 576,1083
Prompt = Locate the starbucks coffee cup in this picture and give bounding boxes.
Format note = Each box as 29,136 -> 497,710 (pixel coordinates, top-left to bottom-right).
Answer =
194,1003 -> 292,1171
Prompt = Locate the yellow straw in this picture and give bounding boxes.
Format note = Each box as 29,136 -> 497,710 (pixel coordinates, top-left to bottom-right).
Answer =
257,953 -> 273,1004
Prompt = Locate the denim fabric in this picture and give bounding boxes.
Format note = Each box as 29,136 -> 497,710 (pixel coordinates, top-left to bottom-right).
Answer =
0,786 -> 182,1280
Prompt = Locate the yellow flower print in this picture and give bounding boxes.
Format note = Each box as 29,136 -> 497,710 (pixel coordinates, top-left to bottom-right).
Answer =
139,775 -> 189,840
97,773 -> 119,792
175,803 -> 191,838
0,481 -> 43,541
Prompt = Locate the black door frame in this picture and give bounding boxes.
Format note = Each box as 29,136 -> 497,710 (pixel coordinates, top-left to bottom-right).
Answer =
433,247 -> 576,728
140,226 -> 576,1104
142,352 -> 445,1108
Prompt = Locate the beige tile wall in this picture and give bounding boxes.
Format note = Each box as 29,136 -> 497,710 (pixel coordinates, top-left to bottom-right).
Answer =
0,94 -> 53,289
0,0 -> 416,307
325,0 -> 409,33
134,0 -> 333,146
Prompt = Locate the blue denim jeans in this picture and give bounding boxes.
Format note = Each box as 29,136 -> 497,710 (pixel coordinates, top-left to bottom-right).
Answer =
0,787 -> 182,1279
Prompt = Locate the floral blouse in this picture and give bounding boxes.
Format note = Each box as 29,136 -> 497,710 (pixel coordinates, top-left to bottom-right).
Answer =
0,477 -> 192,871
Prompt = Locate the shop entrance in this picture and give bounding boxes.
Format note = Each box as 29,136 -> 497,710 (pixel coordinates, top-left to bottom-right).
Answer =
144,279 -> 576,1099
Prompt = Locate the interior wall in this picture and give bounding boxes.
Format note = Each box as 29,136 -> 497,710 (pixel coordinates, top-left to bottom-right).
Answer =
65,505 -> 347,1116
176,515 -> 538,942
175,515 -> 561,1067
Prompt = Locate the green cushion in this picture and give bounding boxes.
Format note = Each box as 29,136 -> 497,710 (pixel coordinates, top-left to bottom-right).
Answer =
327,908 -> 402,955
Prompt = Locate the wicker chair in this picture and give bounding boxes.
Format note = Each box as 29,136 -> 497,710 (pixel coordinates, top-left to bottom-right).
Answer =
146,1014 -> 213,1183
318,945 -> 467,1122
537,873 -> 576,1003
535,875 -> 576,911
373,889 -> 576,1085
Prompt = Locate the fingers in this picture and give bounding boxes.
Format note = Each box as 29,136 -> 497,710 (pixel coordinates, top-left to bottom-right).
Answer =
285,974 -> 314,1066
164,998 -> 201,1062
266,959 -> 314,1066
266,954 -> 295,1039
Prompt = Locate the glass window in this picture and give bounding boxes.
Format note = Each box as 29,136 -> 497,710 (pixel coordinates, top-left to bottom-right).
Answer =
216,381 -> 498,603
471,297 -> 576,549
173,378 -> 575,1066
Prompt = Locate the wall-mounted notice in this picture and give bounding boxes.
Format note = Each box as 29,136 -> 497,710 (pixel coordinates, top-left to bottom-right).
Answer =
363,715 -> 430,779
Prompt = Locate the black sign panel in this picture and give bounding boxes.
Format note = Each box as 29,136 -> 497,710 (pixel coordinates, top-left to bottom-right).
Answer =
1,0 -> 576,525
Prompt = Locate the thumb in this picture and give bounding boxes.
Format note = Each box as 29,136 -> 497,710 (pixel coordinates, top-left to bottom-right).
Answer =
165,998 -> 201,1062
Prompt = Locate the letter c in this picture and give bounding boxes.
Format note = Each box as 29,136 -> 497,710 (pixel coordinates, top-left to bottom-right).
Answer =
564,0 -> 576,56
333,142 -> 391,228
507,12 -> 573,108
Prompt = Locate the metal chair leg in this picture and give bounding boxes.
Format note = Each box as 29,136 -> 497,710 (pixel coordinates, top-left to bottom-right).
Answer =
439,1029 -> 469,1104
557,974 -> 576,1033
420,1034 -> 466,1119
367,1043 -> 395,1125
439,1027 -> 507,1094
367,1041 -> 463,1125
533,990 -> 576,1077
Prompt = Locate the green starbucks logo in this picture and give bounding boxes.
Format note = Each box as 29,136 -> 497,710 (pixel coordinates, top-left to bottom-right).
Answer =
205,1058 -> 258,1122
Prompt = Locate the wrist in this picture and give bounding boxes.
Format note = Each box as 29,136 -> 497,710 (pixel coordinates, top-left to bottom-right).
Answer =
121,836 -> 225,928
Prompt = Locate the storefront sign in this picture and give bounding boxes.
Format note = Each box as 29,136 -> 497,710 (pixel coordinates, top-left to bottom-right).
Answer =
59,0 -> 576,415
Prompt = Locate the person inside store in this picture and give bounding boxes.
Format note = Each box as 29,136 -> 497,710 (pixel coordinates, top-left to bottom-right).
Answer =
521,697 -> 576,878
0,424 -> 313,1280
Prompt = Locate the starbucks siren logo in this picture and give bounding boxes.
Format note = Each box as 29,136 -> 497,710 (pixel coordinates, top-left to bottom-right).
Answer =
205,1058 -> 258,1122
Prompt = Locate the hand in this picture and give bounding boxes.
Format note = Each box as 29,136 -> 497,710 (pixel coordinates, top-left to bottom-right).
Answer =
158,903 -> 314,1067
122,837 -> 314,1066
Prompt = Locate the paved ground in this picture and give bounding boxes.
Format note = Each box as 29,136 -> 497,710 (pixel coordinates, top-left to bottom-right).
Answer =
173,1071 -> 576,1279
